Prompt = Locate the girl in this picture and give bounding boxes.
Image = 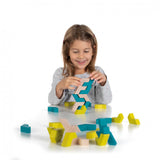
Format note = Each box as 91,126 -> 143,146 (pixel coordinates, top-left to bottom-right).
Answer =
48,24 -> 112,106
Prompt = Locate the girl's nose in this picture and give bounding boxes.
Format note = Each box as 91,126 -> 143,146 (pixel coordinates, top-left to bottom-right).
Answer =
78,52 -> 84,58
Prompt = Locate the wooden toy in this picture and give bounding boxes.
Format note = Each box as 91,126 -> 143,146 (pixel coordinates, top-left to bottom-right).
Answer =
128,113 -> 140,125
48,106 -> 59,112
112,113 -> 124,123
78,138 -> 89,146
61,132 -> 77,147
95,104 -> 106,109
20,124 -> 31,134
86,131 -> 98,139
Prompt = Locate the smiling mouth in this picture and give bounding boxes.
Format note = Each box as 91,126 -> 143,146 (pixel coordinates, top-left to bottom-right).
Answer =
76,60 -> 87,65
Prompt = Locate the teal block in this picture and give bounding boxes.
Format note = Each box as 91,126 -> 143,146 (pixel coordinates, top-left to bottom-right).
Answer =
86,124 -> 96,131
96,131 -> 101,137
79,85 -> 92,94
78,124 -> 96,131
84,101 -> 91,108
101,126 -> 110,134
78,124 -> 87,131
48,107 -> 59,112
20,124 -> 31,133
82,79 -> 94,87
77,105 -> 82,110
96,118 -> 112,126
72,94 -> 85,102
108,132 -> 117,145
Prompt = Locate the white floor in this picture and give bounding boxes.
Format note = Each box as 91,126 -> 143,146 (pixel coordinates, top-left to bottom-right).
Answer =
6,104 -> 160,160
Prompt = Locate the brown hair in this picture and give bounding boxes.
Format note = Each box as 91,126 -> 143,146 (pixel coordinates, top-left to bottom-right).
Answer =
62,24 -> 98,77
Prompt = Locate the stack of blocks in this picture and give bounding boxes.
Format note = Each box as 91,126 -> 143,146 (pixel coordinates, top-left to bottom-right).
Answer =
96,118 -> 117,146
72,78 -> 94,114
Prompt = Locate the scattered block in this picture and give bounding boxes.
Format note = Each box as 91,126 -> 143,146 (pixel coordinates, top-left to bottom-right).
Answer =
64,102 -> 75,107
48,106 -> 58,112
61,132 -> 77,147
128,113 -> 140,125
20,124 -> 31,134
96,133 -> 110,146
78,124 -> 96,131
96,118 -> 112,128
96,118 -> 117,146
86,131 -> 98,139
112,113 -> 124,123
60,119 -> 80,132
47,127 -> 64,143
78,138 -> 89,146
95,104 -> 106,109
47,122 -> 64,143
49,122 -> 64,129
108,132 -> 117,145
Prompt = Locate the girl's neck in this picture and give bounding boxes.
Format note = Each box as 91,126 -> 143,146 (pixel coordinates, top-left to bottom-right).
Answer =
75,69 -> 86,75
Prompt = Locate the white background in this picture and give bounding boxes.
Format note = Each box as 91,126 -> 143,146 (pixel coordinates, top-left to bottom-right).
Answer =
0,0 -> 160,159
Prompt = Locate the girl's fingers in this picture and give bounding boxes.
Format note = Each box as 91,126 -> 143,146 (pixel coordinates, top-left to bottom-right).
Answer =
68,86 -> 76,90
97,79 -> 103,84
68,81 -> 82,87
89,71 -> 97,77
95,74 -> 104,81
70,77 -> 82,82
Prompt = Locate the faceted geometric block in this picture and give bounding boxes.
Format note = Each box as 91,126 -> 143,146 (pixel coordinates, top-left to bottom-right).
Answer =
112,113 -> 124,123
20,124 -> 31,134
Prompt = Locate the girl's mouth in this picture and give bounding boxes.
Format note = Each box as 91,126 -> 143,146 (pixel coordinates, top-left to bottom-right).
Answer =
76,60 -> 87,65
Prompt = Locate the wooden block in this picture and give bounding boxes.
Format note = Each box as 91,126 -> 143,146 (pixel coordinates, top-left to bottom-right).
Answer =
60,119 -> 71,131
75,86 -> 87,94
72,102 -> 84,112
78,94 -> 90,102
78,138 -> 89,146
72,138 -> 79,145
81,78 -> 90,83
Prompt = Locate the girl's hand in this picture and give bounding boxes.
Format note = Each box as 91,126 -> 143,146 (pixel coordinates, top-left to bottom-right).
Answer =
58,77 -> 82,90
89,71 -> 107,86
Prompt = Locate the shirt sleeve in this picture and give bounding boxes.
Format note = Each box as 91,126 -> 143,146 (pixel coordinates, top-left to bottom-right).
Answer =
48,68 -> 66,105
94,66 -> 112,105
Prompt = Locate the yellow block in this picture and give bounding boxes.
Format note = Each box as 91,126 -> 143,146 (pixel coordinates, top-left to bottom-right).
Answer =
64,102 -> 75,107
61,132 -> 77,147
49,122 -> 64,129
128,113 -> 140,125
75,105 -> 87,114
112,113 -> 124,123
96,134 -> 110,146
95,104 -> 107,109
86,131 -> 98,139
47,127 -> 64,143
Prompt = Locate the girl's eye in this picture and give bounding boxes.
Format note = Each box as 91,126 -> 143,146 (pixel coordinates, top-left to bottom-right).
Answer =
73,51 -> 78,53
84,50 -> 89,53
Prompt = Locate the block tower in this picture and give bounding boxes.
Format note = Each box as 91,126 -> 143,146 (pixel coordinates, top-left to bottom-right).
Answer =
72,78 -> 94,114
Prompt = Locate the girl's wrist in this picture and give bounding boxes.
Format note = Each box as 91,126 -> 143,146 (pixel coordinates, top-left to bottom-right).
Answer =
100,75 -> 107,86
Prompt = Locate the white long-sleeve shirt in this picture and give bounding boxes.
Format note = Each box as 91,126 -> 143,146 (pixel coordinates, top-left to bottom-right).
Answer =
48,66 -> 112,106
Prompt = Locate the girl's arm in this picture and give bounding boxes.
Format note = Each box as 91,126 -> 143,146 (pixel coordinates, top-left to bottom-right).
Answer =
48,68 -> 82,105
91,66 -> 112,104
48,68 -> 65,105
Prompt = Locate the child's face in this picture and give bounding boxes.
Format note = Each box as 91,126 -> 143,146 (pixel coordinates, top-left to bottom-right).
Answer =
69,40 -> 93,73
